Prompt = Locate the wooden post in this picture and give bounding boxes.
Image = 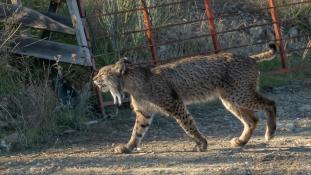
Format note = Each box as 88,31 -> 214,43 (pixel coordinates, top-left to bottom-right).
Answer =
66,0 -> 92,66
203,0 -> 219,53
76,0 -> 105,114
141,0 -> 158,65
66,0 -> 88,47
76,0 -> 92,50
267,0 -> 287,70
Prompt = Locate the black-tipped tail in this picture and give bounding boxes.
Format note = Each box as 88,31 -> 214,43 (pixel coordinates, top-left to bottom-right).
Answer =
250,43 -> 277,62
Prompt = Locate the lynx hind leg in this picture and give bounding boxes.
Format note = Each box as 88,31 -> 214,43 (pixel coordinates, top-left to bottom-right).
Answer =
157,98 -> 207,152
115,110 -> 153,154
220,97 -> 258,147
255,94 -> 277,142
240,93 -> 276,142
221,90 -> 276,143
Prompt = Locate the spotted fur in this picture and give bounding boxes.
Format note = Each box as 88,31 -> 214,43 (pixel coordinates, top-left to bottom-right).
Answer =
93,44 -> 277,153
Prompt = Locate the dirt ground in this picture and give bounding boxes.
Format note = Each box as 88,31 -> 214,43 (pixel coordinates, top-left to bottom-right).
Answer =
1,81 -> 311,175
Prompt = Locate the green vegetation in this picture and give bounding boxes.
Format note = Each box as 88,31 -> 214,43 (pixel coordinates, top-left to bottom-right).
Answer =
259,53 -> 311,87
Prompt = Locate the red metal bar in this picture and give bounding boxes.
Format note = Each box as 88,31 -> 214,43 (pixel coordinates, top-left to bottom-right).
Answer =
267,0 -> 287,70
95,3 -> 311,41
141,0 -> 158,64
94,26 -> 311,59
95,15 -> 306,52
203,0 -> 219,53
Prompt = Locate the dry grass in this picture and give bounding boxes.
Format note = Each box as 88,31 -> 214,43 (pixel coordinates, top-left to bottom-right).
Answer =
0,20 -> 95,151
0,62 -> 94,151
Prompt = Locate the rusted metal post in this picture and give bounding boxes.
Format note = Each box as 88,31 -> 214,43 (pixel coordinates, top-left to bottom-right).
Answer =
141,0 -> 158,64
203,0 -> 219,53
267,0 -> 287,70
76,0 -> 105,114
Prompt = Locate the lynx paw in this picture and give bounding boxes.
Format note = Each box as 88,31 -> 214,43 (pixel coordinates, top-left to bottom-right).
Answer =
230,137 -> 247,147
114,145 -> 132,154
265,131 -> 275,142
193,139 -> 208,152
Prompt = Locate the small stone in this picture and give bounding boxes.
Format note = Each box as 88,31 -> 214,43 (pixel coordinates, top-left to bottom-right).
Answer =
299,105 -> 311,112
83,120 -> 98,126
285,123 -> 295,132
63,129 -> 77,134
0,140 -> 9,152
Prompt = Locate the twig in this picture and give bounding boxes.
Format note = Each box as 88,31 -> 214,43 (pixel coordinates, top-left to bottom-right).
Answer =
0,23 -> 22,49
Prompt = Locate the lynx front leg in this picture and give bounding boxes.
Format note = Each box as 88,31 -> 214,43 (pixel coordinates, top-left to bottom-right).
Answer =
158,99 -> 207,152
115,110 -> 153,153
175,112 -> 208,152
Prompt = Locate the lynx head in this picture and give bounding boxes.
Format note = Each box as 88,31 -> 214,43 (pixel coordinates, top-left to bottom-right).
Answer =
93,57 -> 130,105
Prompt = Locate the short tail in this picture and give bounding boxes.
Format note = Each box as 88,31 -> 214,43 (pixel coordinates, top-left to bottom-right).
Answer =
250,43 -> 277,62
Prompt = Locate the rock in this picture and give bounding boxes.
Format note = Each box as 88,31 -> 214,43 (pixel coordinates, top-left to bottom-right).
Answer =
83,120 -> 98,126
0,132 -> 19,152
299,104 -> 311,112
0,140 -> 9,152
285,123 -> 295,132
63,129 -> 77,134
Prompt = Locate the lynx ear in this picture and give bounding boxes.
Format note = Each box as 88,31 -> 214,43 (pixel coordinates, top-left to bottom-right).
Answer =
114,57 -> 131,75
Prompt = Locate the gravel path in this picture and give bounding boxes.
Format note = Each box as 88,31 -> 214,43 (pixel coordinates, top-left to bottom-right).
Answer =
1,81 -> 311,175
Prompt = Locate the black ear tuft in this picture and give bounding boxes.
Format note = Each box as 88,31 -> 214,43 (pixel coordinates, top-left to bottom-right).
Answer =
268,43 -> 277,53
114,57 -> 130,75
121,57 -> 131,64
